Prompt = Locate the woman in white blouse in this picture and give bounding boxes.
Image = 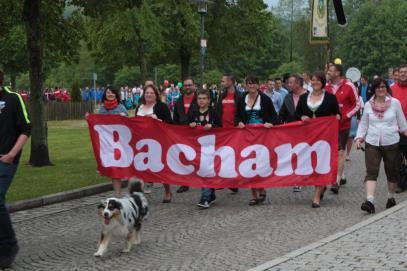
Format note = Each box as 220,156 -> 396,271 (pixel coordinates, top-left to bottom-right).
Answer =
355,78 -> 407,214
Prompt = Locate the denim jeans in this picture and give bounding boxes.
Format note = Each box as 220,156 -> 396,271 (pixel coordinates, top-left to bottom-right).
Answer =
201,188 -> 215,201
0,162 -> 18,249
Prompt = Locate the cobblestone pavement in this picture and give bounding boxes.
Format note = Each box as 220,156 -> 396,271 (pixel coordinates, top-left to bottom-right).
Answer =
265,204 -> 407,271
7,151 -> 407,271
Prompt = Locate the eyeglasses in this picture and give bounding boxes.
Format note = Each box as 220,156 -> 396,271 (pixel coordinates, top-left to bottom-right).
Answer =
183,84 -> 193,87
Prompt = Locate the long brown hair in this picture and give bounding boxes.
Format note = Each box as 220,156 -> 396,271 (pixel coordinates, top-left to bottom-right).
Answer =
139,84 -> 160,105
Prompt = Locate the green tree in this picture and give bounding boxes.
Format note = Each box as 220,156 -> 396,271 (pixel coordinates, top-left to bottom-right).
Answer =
20,0 -> 83,166
336,0 -> 407,76
78,0 -> 165,82
0,25 -> 28,90
205,0 -> 287,80
114,66 -> 141,87
270,61 -> 303,78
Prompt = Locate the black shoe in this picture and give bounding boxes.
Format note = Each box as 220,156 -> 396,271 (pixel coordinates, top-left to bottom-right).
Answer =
330,184 -> 340,194
311,202 -> 320,208
0,244 -> 19,269
229,188 -> 239,194
340,178 -> 347,185
361,200 -> 375,214
386,198 -> 396,209
176,186 -> 189,193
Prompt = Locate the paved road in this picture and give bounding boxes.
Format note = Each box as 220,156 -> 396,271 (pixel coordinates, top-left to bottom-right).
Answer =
7,151 -> 407,271
265,203 -> 407,271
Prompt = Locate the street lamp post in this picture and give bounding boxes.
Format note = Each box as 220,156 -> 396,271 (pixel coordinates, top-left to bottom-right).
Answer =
197,0 -> 208,90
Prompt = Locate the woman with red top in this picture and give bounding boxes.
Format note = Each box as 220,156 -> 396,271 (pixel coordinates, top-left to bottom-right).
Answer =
96,86 -> 128,197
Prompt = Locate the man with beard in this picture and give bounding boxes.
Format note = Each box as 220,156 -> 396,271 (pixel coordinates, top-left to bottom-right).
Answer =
173,78 -> 198,193
326,64 -> 360,194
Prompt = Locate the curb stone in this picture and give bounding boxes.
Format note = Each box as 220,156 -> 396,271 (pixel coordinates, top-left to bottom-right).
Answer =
7,180 -> 129,213
247,200 -> 407,271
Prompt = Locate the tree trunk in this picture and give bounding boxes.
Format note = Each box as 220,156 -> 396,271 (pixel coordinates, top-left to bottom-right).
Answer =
180,45 -> 190,81
23,0 -> 52,166
10,74 -> 16,90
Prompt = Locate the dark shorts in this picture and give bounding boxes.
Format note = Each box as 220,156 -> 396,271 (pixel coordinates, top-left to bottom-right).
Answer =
338,129 -> 350,150
365,143 -> 400,183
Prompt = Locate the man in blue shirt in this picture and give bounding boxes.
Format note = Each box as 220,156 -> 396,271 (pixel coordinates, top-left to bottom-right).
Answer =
274,77 -> 289,102
264,78 -> 283,112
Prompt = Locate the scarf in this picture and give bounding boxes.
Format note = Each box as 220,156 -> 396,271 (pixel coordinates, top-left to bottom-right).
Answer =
104,99 -> 118,110
369,96 -> 391,119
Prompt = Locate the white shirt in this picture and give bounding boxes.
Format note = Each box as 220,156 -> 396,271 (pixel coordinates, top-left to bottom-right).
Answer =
137,104 -> 154,117
356,97 -> 407,146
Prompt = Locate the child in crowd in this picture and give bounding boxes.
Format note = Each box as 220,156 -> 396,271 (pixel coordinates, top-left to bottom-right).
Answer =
188,90 -> 221,209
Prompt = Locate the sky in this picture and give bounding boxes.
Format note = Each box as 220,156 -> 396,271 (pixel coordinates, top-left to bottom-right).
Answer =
265,0 -> 279,8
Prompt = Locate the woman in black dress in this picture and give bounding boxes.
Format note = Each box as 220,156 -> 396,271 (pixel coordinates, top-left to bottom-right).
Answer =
295,72 -> 340,208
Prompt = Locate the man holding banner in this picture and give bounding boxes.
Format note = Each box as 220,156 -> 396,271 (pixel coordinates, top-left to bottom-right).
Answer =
173,78 -> 198,194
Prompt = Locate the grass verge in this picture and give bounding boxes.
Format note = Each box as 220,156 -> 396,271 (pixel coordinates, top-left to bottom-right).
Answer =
7,120 -> 106,203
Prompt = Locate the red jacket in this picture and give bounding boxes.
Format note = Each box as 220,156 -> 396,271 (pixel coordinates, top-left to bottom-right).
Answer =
391,82 -> 407,117
326,79 -> 360,130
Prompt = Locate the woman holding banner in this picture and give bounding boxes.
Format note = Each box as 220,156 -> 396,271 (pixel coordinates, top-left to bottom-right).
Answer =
96,86 -> 128,197
236,75 -> 278,206
295,72 -> 341,208
355,78 -> 407,214
135,84 -> 173,203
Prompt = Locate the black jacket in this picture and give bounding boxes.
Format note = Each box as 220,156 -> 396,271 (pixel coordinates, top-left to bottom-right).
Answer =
173,93 -> 198,125
279,91 -> 307,123
215,87 -> 243,126
0,87 -> 31,164
188,107 -> 221,127
236,91 -> 278,125
135,102 -> 173,124
295,92 -> 340,119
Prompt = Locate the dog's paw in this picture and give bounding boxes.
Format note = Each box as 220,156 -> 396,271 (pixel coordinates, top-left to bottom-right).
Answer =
121,248 -> 131,253
94,252 -> 103,257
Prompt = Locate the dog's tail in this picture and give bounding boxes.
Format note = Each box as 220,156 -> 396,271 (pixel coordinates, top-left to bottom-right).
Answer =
129,179 -> 144,194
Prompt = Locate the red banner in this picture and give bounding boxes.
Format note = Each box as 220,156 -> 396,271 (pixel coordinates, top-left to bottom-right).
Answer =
87,115 -> 338,188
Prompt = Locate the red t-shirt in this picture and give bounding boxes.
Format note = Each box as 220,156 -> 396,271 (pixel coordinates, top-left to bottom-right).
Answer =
222,91 -> 236,128
326,79 -> 360,130
391,82 -> 407,117
183,94 -> 194,114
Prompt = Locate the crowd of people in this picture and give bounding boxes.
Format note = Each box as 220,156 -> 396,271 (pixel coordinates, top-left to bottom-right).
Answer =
1,64 -> 407,268
92,63 -> 407,213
